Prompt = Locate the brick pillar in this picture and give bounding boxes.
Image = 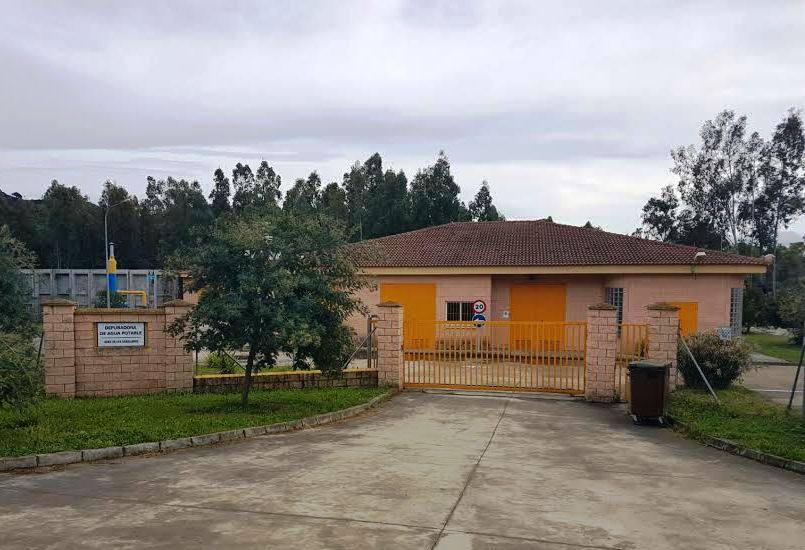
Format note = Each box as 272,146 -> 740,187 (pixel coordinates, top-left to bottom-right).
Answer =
41,299 -> 77,398
163,300 -> 195,392
585,303 -> 618,403
375,301 -> 403,388
646,303 -> 680,389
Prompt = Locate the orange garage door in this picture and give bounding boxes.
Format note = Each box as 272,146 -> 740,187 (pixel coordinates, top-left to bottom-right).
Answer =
510,284 -> 566,322
510,284 -> 567,350
379,283 -> 436,348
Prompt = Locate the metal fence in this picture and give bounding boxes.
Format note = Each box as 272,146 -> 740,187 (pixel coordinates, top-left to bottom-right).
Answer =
402,320 -> 587,394
22,269 -> 179,318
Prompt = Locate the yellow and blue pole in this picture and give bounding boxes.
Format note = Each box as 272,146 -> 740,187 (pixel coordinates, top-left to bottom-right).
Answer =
107,243 -> 118,299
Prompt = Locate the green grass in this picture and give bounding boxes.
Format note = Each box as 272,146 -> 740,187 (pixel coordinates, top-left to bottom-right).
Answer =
744,332 -> 803,364
669,386 -> 805,462
0,387 -> 387,457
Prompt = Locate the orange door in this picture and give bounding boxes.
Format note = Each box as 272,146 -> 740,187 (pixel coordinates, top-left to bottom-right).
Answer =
669,302 -> 698,336
510,284 -> 566,350
510,284 -> 566,322
379,283 -> 436,348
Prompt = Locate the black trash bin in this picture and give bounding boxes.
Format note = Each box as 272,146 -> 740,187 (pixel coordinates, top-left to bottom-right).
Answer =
627,361 -> 670,425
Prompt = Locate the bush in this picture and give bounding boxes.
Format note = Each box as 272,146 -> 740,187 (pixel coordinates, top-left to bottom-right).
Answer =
310,325 -> 356,374
0,226 -> 35,334
0,333 -> 43,409
94,290 -> 128,308
777,280 -> 804,346
677,331 -> 753,390
202,352 -> 241,374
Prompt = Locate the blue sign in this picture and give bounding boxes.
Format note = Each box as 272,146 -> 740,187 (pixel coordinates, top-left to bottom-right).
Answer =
472,313 -> 486,327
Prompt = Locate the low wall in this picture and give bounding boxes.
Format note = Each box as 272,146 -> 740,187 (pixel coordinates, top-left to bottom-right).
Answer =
42,299 -> 195,398
193,369 -> 379,394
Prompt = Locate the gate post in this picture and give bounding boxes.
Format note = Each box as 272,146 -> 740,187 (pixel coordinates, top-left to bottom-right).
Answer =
42,298 -> 77,398
375,301 -> 404,388
646,303 -> 680,389
585,303 -> 618,402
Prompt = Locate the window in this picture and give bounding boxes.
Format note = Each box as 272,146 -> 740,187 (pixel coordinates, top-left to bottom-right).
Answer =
447,301 -> 474,321
730,287 -> 743,337
605,287 -> 624,326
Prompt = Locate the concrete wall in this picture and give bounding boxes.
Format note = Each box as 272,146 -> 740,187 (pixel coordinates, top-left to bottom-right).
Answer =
604,273 -> 744,330
193,369 -> 378,394
23,269 -> 178,318
42,300 -> 195,398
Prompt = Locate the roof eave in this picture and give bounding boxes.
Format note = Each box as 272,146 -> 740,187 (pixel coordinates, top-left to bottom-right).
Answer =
358,264 -> 767,276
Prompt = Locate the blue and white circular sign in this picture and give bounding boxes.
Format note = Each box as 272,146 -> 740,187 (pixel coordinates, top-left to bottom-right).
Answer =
472,313 -> 486,327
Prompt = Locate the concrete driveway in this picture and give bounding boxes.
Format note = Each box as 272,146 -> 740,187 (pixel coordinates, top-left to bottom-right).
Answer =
743,364 -> 803,410
1,392 -> 803,549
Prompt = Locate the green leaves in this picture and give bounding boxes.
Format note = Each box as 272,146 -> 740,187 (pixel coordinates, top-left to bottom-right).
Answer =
169,207 -> 368,393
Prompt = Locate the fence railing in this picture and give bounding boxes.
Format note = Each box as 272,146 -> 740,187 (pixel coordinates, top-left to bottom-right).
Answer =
402,320 -> 587,393
615,323 -> 649,401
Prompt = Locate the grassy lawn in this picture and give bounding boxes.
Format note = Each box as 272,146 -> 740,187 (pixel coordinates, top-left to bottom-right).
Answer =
669,386 -> 805,462
0,387 -> 387,458
744,332 -> 803,364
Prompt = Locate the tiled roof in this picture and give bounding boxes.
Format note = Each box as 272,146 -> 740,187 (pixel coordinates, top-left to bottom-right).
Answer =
354,220 -> 766,267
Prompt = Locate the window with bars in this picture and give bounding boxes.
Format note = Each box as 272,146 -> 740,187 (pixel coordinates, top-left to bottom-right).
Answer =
730,287 -> 743,337
446,301 -> 474,321
604,287 -> 624,326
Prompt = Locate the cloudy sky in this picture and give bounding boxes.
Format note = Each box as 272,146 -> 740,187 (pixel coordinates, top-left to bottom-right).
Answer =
1,0 -> 804,237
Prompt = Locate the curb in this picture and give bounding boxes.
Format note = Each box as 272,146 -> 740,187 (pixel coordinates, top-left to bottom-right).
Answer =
1,391 -> 395,473
667,415 -> 805,475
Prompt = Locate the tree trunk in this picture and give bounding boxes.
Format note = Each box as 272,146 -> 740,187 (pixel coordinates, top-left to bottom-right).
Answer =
771,209 -> 780,297
241,345 -> 257,406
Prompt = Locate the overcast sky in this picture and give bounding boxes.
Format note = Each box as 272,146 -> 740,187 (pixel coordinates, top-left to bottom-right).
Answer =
1,0 -> 804,238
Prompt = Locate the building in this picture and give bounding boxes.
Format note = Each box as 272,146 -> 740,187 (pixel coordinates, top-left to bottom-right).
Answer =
348,220 -> 767,342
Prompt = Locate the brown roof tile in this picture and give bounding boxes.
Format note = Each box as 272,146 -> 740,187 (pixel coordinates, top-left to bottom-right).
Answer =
354,220 -> 766,267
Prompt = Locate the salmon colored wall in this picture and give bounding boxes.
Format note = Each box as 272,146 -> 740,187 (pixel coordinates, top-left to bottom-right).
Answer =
345,275 -> 492,336
604,273 -> 745,330
347,272 -> 745,336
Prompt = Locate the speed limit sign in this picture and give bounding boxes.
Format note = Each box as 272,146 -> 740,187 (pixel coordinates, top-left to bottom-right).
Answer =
472,300 -> 486,314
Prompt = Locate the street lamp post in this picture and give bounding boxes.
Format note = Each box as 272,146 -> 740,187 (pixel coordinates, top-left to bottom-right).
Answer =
104,197 -> 134,308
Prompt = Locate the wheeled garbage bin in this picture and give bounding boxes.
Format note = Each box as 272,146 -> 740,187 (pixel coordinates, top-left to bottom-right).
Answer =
627,361 -> 670,425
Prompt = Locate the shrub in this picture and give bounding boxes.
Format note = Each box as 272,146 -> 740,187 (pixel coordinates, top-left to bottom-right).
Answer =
202,352 -> 241,374
0,333 -> 43,409
777,280 -> 804,346
677,331 -> 753,390
0,226 -> 35,334
310,325 -> 356,374
94,290 -> 128,308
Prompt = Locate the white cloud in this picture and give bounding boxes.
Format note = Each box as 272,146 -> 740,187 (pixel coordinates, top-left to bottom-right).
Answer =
1,0 -> 804,235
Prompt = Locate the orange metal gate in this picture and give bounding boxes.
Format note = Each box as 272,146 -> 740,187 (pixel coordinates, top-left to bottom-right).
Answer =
614,323 -> 649,401
402,320 -> 587,394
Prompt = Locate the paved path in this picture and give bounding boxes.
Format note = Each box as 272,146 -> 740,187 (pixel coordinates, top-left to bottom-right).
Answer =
744,363 -> 803,410
1,392 -> 803,549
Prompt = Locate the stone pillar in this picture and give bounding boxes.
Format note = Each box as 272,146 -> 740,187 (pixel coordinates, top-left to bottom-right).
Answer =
41,299 -> 77,398
585,303 -> 618,403
375,301 -> 403,388
646,303 -> 680,389
163,300 -> 195,392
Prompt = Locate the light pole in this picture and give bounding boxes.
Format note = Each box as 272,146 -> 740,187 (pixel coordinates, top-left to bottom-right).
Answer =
104,197 -> 134,308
